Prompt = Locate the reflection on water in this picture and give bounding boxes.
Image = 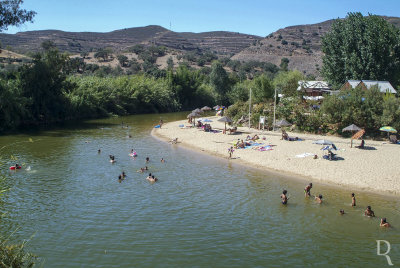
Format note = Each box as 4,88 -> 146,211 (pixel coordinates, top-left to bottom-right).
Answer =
0,112 -> 399,267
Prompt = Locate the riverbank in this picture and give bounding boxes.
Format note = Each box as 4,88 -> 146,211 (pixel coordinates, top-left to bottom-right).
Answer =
152,116 -> 400,195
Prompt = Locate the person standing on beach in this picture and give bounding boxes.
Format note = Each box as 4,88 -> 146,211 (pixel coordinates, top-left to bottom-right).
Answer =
304,183 -> 312,197
159,119 -> 163,128
351,193 -> 356,207
280,190 -> 288,205
228,146 -> 234,158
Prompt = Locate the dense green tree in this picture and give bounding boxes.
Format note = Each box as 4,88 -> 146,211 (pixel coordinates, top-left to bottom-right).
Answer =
18,49 -> 70,123
0,0 -> 35,31
41,40 -> 56,51
273,70 -> 303,97
280,57 -> 289,71
80,52 -> 89,59
117,55 -> 128,67
166,56 -> 174,69
252,75 -> 274,103
322,12 -> 400,88
94,48 -> 113,62
128,44 -> 145,54
210,61 -> 230,104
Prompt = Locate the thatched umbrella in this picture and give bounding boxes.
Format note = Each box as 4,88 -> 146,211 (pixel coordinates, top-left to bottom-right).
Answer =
275,119 -> 292,127
217,116 -> 233,133
187,112 -> 202,125
201,106 -> 211,111
342,124 -> 362,147
192,108 -> 203,114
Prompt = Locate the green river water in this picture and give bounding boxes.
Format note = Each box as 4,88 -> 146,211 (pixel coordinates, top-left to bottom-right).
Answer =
0,112 -> 399,267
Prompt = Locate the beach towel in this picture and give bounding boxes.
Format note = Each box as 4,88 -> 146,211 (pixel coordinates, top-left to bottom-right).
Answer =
258,145 -> 273,151
295,153 -> 314,158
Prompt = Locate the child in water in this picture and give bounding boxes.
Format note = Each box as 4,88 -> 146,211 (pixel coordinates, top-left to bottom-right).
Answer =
161,158 -> 165,163
304,183 -> 312,197
280,190 -> 288,205
380,218 -> 391,227
315,194 -> 323,204
340,209 -> 345,215
351,193 -> 356,207
364,206 -> 375,217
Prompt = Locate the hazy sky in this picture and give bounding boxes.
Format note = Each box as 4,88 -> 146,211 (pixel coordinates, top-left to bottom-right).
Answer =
4,0 -> 400,36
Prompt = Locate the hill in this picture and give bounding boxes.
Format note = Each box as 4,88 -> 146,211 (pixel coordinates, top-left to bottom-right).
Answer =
232,16 -> 400,77
0,25 -> 262,56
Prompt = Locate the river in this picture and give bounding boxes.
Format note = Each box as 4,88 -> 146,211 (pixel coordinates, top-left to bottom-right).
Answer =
0,112 -> 399,267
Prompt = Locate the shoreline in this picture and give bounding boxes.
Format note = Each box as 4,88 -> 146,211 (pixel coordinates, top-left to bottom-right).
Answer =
152,117 -> 400,197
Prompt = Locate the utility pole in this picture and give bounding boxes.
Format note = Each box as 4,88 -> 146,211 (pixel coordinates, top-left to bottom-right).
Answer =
273,87 -> 277,131
249,88 -> 252,129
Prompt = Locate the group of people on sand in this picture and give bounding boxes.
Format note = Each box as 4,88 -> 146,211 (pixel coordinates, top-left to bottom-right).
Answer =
280,183 -> 391,228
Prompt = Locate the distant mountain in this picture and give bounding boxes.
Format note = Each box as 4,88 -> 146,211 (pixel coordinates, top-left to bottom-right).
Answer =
1,16 -> 399,76
232,16 -> 400,77
0,25 -> 262,55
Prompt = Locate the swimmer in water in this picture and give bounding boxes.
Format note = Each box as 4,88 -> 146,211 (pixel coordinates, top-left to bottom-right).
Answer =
121,171 -> 126,178
304,183 -> 312,197
340,209 -> 345,215
380,218 -> 391,228
147,175 -> 158,182
315,194 -> 323,204
161,158 -> 165,163
98,149 -> 101,154
118,174 -> 123,183
146,157 -> 150,163
145,166 -> 148,170
364,206 -> 375,217
280,190 -> 288,205
351,193 -> 356,207
109,155 -> 116,163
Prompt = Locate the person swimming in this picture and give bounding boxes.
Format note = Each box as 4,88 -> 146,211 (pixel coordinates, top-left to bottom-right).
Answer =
380,218 -> 391,227
315,194 -> 323,204
280,190 -> 288,205
146,157 -> 150,163
98,149 -> 101,154
121,171 -> 126,178
146,174 -> 158,182
304,183 -> 312,197
364,206 -> 375,217
351,193 -> 356,207
340,209 -> 345,215
161,158 -> 165,163
118,174 -> 123,183
109,155 -> 116,163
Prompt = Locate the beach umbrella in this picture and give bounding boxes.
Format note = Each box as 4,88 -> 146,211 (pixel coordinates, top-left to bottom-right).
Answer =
217,116 -> 233,133
380,126 -> 397,140
275,119 -> 292,127
192,108 -> 204,114
201,106 -> 211,111
199,118 -> 212,123
343,124 -> 362,148
313,139 -> 334,145
187,112 -> 201,125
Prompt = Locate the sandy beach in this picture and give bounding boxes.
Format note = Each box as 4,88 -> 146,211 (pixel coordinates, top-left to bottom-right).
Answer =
153,116 -> 400,195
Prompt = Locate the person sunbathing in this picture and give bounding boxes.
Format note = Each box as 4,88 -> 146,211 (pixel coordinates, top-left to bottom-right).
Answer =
238,140 -> 245,148
252,134 -> 260,141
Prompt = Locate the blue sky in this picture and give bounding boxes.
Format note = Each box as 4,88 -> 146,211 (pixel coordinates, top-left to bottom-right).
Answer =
4,0 -> 400,36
